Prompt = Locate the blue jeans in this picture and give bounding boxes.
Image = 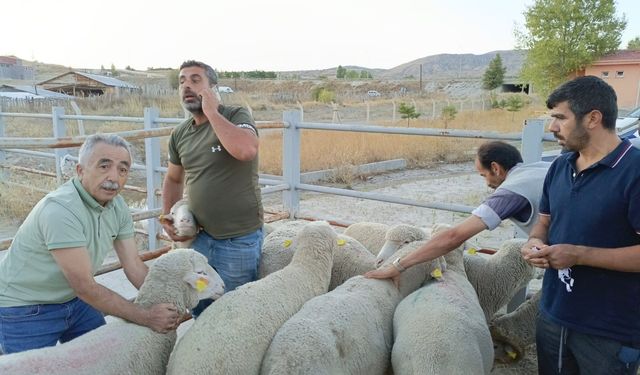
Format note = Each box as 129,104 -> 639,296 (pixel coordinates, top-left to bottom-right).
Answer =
0,297 -> 105,354
190,227 -> 263,317
536,314 -> 640,374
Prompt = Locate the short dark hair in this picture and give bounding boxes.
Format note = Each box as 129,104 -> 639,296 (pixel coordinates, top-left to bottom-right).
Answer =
179,60 -> 218,86
546,75 -> 617,130
476,141 -> 522,171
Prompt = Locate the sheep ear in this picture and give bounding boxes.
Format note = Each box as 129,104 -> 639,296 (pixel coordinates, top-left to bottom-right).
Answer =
183,272 -> 211,293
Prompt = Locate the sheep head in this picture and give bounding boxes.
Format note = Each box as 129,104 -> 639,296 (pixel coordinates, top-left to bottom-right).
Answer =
159,199 -> 198,238
135,249 -> 225,312
375,224 -> 428,268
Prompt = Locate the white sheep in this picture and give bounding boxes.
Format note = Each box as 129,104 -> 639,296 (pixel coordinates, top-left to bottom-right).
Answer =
166,220 -> 337,375
0,249 -> 225,375
259,220 -> 309,278
375,223 -> 428,267
260,241 -> 446,375
343,221 -> 390,255
463,239 -> 535,322
367,223 -> 535,323
391,224 -> 494,375
490,290 -> 541,363
159,199 -> 198,248
260,220 -> 377,291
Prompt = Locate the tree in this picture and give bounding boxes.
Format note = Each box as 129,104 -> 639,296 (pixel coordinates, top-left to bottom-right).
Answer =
516,0 -> 626,97
441,105 -> 457,129
482,54 -> 507,90
168,69 -> 179,89
336,65 -> 346,79
345,70 -> 360,79
398,102 -> 420,127
628,36 -> 640,49
110,63 -> 119,76
505,95 -> 526,119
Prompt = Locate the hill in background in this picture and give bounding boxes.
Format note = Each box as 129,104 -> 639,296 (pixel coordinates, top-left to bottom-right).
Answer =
6,50 -> 524,84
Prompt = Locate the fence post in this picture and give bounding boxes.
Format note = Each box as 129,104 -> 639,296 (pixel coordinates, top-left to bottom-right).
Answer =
52,106 -> 67,185
0,105 -> 5,179
282,110 -> 301,218
392,101 -> 396,123
365,102 -> 370,123
144,107 -> 162,251
521,118 -> 545,163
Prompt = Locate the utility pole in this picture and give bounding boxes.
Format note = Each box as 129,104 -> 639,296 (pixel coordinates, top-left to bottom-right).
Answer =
419,64 -> 423,93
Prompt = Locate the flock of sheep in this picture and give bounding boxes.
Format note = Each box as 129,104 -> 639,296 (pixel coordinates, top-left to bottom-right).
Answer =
0,219 -> 540,374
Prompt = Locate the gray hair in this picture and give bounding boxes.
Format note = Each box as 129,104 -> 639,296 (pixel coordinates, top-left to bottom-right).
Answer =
78,134 -> 134,166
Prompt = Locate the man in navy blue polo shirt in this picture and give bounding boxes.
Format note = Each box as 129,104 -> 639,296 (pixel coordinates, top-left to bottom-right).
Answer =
522,76 -> 640,374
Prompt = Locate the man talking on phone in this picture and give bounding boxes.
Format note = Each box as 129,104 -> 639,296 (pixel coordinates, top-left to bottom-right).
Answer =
161,60 -> 263,317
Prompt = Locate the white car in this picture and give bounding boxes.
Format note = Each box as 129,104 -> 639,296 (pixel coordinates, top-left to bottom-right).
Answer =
367,90 -> 381,97
616,106 -> 640,139
217,86 -> 234,94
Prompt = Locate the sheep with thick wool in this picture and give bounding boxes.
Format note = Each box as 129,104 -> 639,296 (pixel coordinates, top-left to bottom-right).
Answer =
260,220 -> 376,290
343,221 -> 390,255
259,220 -> 309,278
166,221 -> 337,375
391,224 -> 494,375
462,238 -> 535,322
0,249 -> 225,375
260,241 -> 446,375
366,223 -> 535,322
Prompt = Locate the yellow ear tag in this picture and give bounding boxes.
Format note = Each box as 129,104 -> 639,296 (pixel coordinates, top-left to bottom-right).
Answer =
195,277 -> 209,292
467,248 -> 477,255
507,351 -> 517,360
430,268 -> 443,279
337,238 -> 346,246
283,239 -> 292,248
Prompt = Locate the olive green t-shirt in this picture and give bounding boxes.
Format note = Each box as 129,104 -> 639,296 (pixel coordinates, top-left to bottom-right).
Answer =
168,105 -> 263,239
0,178 -> 134,306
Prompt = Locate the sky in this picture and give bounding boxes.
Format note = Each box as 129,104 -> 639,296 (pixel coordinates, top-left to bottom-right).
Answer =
2,0 -> 640,72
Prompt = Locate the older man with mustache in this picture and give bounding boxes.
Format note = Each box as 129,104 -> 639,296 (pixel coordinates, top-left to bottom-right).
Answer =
161,60 -> 263,317
0,134 -> 180,354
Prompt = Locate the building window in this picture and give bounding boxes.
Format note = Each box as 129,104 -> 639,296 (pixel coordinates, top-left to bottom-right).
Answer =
601,71 -> 609,78
616,71 -> 624,78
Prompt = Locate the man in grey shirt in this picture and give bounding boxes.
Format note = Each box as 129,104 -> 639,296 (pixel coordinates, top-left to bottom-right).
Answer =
366,140 -> 550,280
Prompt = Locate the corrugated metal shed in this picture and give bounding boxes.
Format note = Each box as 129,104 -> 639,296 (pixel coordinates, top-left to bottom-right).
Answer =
73,72 -> 139,89
38,71 -> 140,96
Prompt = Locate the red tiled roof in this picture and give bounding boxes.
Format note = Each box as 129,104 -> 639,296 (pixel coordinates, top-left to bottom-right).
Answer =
592,50 -> 640,65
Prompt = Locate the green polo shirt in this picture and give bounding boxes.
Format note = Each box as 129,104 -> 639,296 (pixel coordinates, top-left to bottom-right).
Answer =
0,178 -> 134,306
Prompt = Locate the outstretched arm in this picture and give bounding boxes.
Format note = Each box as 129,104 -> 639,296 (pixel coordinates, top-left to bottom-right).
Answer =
365,215 -> 487,280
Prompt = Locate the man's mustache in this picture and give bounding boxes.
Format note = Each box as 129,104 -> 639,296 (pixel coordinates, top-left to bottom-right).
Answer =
101,181 -> 120,190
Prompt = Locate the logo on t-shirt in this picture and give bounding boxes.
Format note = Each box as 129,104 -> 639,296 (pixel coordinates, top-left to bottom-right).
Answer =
211,145 -> 222,153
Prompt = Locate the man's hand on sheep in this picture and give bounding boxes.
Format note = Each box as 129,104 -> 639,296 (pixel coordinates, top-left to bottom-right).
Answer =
364,265 -> 401,288
144,303 -> 181,334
